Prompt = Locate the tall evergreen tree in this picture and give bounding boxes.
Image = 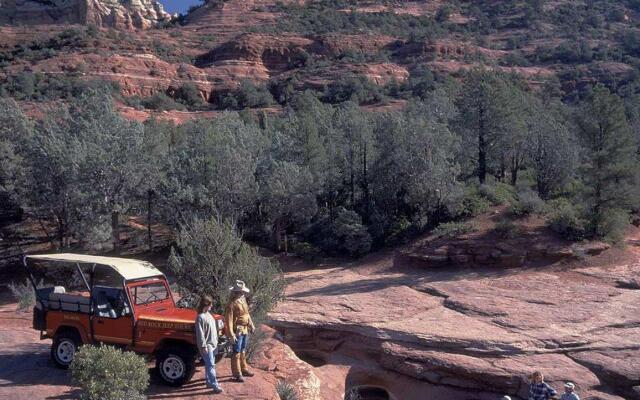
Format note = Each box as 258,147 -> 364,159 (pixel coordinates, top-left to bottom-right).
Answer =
578,85 -> 638,240
456,70 -> 520,183
0,98 -> 31,209
527,98 -> 578,198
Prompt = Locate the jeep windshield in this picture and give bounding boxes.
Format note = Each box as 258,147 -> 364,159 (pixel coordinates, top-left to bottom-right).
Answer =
130,281 -> 169,305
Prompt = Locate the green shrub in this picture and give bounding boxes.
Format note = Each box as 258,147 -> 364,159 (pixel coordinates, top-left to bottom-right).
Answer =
384,215 -> 414,246
594,208 -> 630,244
459,185 -> 491,217
260,1 -> 442,39
276,381 -> 299,400
123,95 -> 144,110
220,79 -> 274,109
173,83 -> 206,109
291,241 -> 322,261
323,74 -> 385,105
509,189 -> 545,217
435,4 -> 455,23
307,208 -> 372,257
168,217 -> 286,324
141,92 -> 186,111
433,221 -> 478,239
8,279 -> 35,310
70,344 -> 149,400
478,182 -> 515,205
548,200 -> 586,241
494,218 -> 519,239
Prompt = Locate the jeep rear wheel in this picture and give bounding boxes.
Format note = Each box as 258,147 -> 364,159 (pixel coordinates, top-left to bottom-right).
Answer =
156,347 -> 196,387
51,330 -> 80,369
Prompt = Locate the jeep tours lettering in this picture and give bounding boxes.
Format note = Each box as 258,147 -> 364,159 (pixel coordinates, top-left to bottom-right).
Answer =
138,319 -> 191,331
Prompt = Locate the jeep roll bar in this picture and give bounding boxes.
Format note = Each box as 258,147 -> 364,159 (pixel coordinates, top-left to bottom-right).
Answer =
23,256 -> 93,294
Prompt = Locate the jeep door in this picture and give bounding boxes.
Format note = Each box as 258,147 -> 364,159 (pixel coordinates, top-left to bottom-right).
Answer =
91,286 -> 133,346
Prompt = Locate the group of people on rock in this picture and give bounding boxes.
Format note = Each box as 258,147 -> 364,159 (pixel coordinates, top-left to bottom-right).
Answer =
501,371 -> 580,400
194,280 -> 256,395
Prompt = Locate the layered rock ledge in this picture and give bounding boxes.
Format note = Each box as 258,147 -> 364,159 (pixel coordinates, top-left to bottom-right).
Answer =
270,247 -> 640,400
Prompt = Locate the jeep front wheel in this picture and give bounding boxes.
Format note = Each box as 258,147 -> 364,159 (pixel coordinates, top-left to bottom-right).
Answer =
156,347 -> 196,387
51,330 -> 80,369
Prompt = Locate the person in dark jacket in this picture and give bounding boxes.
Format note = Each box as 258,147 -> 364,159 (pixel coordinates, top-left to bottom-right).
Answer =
529,371 -> 558,400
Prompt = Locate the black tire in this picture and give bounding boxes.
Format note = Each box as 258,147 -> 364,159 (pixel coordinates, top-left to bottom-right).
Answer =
155,347 -> 196,387
51,329 -> 81,369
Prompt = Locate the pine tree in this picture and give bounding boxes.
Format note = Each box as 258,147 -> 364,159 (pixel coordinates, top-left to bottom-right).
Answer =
578,85 -> 638,240
456,69 -> 521,184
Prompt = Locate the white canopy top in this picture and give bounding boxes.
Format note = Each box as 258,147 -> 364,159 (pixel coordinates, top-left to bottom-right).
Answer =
26,253 -> 163,281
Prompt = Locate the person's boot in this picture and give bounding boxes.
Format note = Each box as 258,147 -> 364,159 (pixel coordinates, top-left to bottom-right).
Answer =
231,353 -> 244,382
240,351 -> 254,377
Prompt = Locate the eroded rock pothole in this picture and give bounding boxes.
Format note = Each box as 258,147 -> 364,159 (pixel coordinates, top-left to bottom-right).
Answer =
346,386 -> 392,400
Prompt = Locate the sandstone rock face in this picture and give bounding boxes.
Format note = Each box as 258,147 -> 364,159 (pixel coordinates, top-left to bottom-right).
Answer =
0,0 -> 170,29
270,250 -> 640,400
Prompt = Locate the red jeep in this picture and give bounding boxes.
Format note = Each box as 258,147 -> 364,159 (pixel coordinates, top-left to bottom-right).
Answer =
24,253 -> 228,386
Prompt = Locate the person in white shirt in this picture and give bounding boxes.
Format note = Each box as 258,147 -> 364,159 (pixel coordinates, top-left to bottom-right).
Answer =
195,295 -> 223,394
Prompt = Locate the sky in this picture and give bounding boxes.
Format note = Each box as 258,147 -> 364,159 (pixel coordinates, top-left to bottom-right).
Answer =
160,0 -> 202,14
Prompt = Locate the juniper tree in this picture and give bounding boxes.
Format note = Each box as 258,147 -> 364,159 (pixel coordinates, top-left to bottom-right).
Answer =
527,97 -> 578,199
21,91 -> 149,249
371,95 -> 461,230
0,98 -> 31,208
258,160 -> 317,251
168,216 -> 285,322
159,113 -> 265,225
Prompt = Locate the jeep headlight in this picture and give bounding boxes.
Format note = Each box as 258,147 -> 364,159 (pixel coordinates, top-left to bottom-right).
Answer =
216,319 -> 224,331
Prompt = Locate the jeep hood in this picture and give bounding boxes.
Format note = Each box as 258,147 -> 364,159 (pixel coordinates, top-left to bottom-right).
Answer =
137,307 -> 198,325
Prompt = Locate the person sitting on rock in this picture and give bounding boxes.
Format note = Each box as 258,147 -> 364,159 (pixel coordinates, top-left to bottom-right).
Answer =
528,371 -> 558,400
560,382 -> 579,400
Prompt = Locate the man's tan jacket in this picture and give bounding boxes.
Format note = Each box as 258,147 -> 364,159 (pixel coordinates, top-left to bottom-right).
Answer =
224,295 -> 254,336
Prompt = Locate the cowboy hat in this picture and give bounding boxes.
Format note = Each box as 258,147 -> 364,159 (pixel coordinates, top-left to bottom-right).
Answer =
229,280 -> 250,293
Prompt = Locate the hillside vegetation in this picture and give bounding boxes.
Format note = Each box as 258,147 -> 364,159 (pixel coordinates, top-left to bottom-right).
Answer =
0,1 -> 639,258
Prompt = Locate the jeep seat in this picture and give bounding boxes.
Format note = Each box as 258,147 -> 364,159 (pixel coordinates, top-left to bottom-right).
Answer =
48,293 -> 91,313
35,286 -> 66,310
92,286 -> 130,318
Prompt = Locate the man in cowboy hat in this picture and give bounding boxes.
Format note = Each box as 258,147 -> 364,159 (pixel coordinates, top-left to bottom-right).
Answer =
560,382 -> 579,400
224,280 -> 256,382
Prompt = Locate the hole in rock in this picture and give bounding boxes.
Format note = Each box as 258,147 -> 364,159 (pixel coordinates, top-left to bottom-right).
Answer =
348,386 -> 390,400
615,280 -> 640,290
295,351 -> 327,367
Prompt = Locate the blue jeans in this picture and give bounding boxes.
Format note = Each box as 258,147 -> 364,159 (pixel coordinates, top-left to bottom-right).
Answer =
233,333 -> 248,353
203,347 -> 220,389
